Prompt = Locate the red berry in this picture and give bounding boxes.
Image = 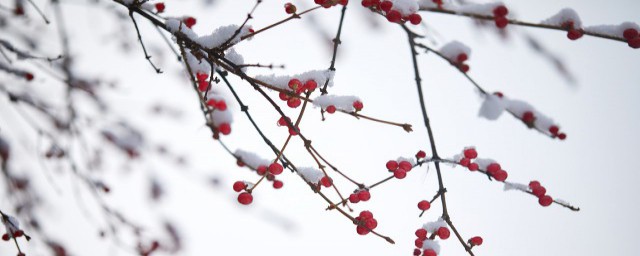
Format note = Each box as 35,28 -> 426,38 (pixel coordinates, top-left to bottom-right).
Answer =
549,125 -> 559,135
356,225 -> 370,235
257,165 -> 267,175
459,157 -> 470,167
206,99 -> 217,108
386,10 -> 402,23
358,190 -> 371,201
24,73 -> 34,81
236,159 -> 245,167
320,176 -> 333,187
415,228 -> 427,239
326,105 -> 336,114
277,116 -> 290,126
423,249 -> 437,256
623,28 -> 639,40
218,123 -> 231,135
237,192 -> 253,205
339,0 -> 348,5
196,72 -> 208,81
413,249 -> 421,256
393,169 -> 407,179
415,238 -> 424,248
198,80 -> 209,92
184,17 -> 196,28
273,180 -> 284,189
493,91 -> 504,98
288,78 -> 302,91
365,218 -> 378,229
417,200 -> 431,211
532,186 -> 547,197
288,125 -> 299,136
456,53 -> 468,63
12,230 -> 23,238
493,5 -> 508,17
304,80 -> 318,92
353,100 -> 364,111
460,64 -> 470,73
416,150 -> 427,159
522,111 -> 535,125
558,133 -> 567,140
380,1 -> 393,12
398,161 -> 412,171
361,0 -> 373,7
437,227 -> 450,239
349,193 -> 360,203
539,195 -> 553,207
495,16 -> 508,28
284,3 -> 297,14
386,160 -> 398,171
463,148 -> 477,159
469,236 -> 483,246
493,170 -> 508,181
359,210 -> 374,220
268,163 -> 284,175
486,163 -> 501,173
567,29 -> 583,40
266,174 -> 275,181
409,13 -> 422,25
528,180 -> 541,188
1,233 -> 9,241
233,181 -> 246,192
155,3 -> 165,13
279,92 -> 290,101
287,98 -> 302,108
628,37 -> 640,49
468,163 -> 479,171
215,100 -> 227,111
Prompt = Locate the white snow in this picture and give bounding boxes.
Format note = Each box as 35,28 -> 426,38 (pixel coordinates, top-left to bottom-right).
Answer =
423,217 -> 447,233
185,49 -> 213,75
196,25 -> 252,49
422,239 -> 441,254
166,18 -> 199,40
478,93 -> 506,120
418,0 -> 454,9
225,48 -> 246,72
234,149 -> 271,169
439,41 -> 471,63
584,22 -> 640,38
297,167 -> 325,184
312,95 -> 362,112
255,70 -> 335,91
503,181 -> 528,191
2,214 -> 20,235
390,0 -> 419,16
541,8 -> 582,28
473,158 -> 497,170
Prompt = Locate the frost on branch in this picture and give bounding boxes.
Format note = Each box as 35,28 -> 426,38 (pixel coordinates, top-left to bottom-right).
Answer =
255,70 -> 335,91
2,215 -> 20,235
166,18 -> 198,40
234,149 -> 270,170
195,24 -> 253,49
185,49 -> 213,75
585,22 -> 640,38
503,181 -> 528,191
541,8 -> 582,28
439,41 -> 471,62
388,0 -> 419,17
478,93 -> 565,138
297,167 -> 325,185
313,95 -> 362,112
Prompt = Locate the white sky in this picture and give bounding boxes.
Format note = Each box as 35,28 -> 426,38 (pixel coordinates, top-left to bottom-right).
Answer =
1,0 -> 640,255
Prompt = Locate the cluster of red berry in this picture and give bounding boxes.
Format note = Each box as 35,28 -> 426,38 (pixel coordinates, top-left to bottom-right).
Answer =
314,0 -> 348,9
348,189 -> 371,203
361,0 -> 422,25
233,162 -> 286,205
623,28 -> 640,49
529,180 -> 554,207
355,210 -> 378,235
386,159 -> 414,179
493,5 -> 509,28
1,230 -> 24,242
458,148 -> 509,182
325,100 -> 364,114
278,78 -> 317,108
561,21 -> 583,40
277,116 -> 300,136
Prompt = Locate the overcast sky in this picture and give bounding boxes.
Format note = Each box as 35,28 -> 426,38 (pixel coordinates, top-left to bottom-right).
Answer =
1,0 -> 640,255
